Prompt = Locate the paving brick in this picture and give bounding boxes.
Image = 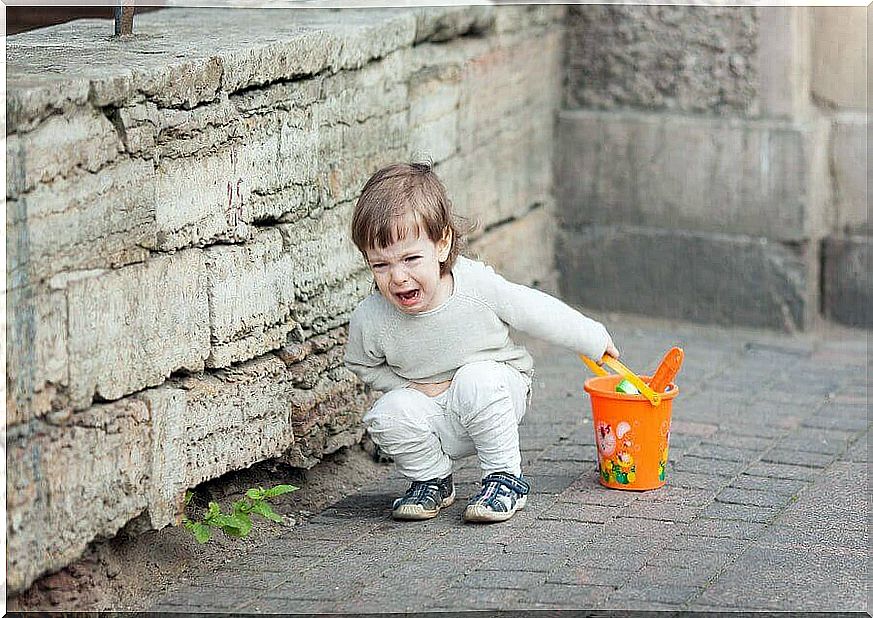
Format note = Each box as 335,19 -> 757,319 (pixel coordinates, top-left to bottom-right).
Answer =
633,564 -> 718,588
701,433 -> 774,451
680,518 -> 767,540
616,582 -> 702,605
561,482 -> 639,507
724,422 -> 792,440
632,485 -> 715,507
729,474 -> 810,495
620,501 -> 702,523
760,448 -> 836,468
521,582 -> 614,605
696,544 -> 867,611
546,565 -> 630,587
567,547 -> 649,572
700,501 -> 780,523
668,471 -> 732,491
743,461 -> 819,481
526,473 -> 581,495
644,548 -> 738,571
540,501 -> 620,523
714,487 -> 797,509
462,568 -> 545,589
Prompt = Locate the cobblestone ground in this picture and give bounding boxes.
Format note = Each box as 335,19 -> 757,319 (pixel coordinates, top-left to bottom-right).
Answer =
151,314 -> 869,613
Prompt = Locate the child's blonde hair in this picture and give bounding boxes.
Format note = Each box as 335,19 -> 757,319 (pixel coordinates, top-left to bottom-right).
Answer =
351,162 -> 468,276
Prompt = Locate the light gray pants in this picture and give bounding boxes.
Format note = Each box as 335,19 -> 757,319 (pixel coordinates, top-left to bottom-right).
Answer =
363,361 -> 530,481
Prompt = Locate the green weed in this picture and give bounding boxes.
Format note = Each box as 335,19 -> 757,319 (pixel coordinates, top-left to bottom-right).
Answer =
181,484 -> 298,544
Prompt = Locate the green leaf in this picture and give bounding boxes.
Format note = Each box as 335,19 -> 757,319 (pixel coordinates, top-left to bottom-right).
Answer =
183,520 -> 211,543
246,487 -> 266,500
251,500 -> 284,523
192,523 -> 211,544
212,512 -> 252,538
184,490 -> 194,506
233,499 -> 252,515
263,484 -> 298,498
206,501 -> 221,520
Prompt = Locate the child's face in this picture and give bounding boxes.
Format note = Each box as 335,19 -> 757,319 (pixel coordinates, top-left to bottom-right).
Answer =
365,225 -> 452,315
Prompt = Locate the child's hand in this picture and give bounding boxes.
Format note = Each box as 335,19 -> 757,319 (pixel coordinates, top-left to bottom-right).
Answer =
603,334 -> 620,361
410,380 -> 452,397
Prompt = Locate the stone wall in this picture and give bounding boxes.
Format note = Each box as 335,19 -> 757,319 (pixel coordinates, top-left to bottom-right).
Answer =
558,6 -> 869,330
5,5 -> 565,592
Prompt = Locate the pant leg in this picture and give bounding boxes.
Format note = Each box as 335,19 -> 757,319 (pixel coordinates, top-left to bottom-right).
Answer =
363,387 -> 453,481
446,361 -> 530,477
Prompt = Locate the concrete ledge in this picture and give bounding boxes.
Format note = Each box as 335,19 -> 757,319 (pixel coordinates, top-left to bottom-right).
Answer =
822,235 -> 873,328
557,110 -> 828,242
557,225 -> 814,331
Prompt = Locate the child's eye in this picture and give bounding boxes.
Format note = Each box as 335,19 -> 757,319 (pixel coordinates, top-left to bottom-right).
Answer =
405,256 -> 421,264
371,263 -> 388,272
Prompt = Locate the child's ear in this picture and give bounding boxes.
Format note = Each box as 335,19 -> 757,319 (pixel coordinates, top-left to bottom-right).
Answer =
437,227 -> 452,262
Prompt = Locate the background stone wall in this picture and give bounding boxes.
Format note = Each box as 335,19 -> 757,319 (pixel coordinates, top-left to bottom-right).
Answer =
4,5 -> 564,592
557,6 -> 869,330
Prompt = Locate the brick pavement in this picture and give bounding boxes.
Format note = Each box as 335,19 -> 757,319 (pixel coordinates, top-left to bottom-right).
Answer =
151,314 -> 869,613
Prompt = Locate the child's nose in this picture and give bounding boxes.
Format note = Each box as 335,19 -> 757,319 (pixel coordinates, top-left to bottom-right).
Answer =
390,265 -> 409,284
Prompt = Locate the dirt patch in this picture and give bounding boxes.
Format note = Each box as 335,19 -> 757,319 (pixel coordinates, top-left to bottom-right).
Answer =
8,442 -> 393,611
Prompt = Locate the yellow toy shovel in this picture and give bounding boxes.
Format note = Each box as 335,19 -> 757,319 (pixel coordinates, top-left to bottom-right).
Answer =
580,354 -> 662,406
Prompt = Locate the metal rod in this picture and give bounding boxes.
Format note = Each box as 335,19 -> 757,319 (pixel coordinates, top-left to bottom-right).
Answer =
114,1 -> 135,36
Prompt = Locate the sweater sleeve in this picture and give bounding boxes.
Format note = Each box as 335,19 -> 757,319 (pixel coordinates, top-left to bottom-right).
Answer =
343,304 -> 410,392
471,261 -> 610,360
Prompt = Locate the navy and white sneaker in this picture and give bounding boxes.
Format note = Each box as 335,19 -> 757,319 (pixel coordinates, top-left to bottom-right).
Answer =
392,474 -> 455,520
463,472 -> 530,523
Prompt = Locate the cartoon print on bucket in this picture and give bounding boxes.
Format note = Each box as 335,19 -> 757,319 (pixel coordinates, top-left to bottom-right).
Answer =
596,420 -> 638,485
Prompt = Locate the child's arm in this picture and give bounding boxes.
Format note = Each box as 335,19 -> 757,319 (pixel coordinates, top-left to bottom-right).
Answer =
475,262 -> 615,360
343,311 -> 410,392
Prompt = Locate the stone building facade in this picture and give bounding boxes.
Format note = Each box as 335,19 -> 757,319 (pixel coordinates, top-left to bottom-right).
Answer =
4,4 -> 867,594
557,6 -> 869,330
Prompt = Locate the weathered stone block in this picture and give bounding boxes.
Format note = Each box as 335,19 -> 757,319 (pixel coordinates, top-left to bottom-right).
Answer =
811,7 -> 867,111
278,202 -> 365,299
414,6 -> 495,43
5,286 -> 68,426
468,205 -> 558,291
6,399 -> 152,593
821,235 -> 873,328
458,30 -> 561,153
205,228 -> 298,368
294,271 -> 374,338
443,110 -> 554,231
66,251 -> 210,409
140,330 -> 365,526
6,158 -> 157,285
408,65 -> 460,163
4,72 -> 91,134
557,225 -> 815,331
831,115 -> 870,235
565,6 -> 758,115
557,110 -> 828,242
9,108 -> 122,194
493,5 -> 565,34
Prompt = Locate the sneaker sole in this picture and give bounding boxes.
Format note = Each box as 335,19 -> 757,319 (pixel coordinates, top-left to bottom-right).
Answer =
392,491 -> 456,521
463,495 -> 527,523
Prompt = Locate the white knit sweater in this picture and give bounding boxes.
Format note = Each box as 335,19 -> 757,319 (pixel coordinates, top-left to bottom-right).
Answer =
343,256 -> 610,392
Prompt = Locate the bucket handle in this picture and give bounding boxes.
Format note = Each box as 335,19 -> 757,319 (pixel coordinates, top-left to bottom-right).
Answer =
579,354 -> 662,407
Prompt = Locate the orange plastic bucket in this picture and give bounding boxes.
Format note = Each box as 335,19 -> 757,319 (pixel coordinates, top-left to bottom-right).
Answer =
584,375 -> 679,491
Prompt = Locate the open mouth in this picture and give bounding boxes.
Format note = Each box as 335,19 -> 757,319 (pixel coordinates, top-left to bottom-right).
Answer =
395,289 -> 420,307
